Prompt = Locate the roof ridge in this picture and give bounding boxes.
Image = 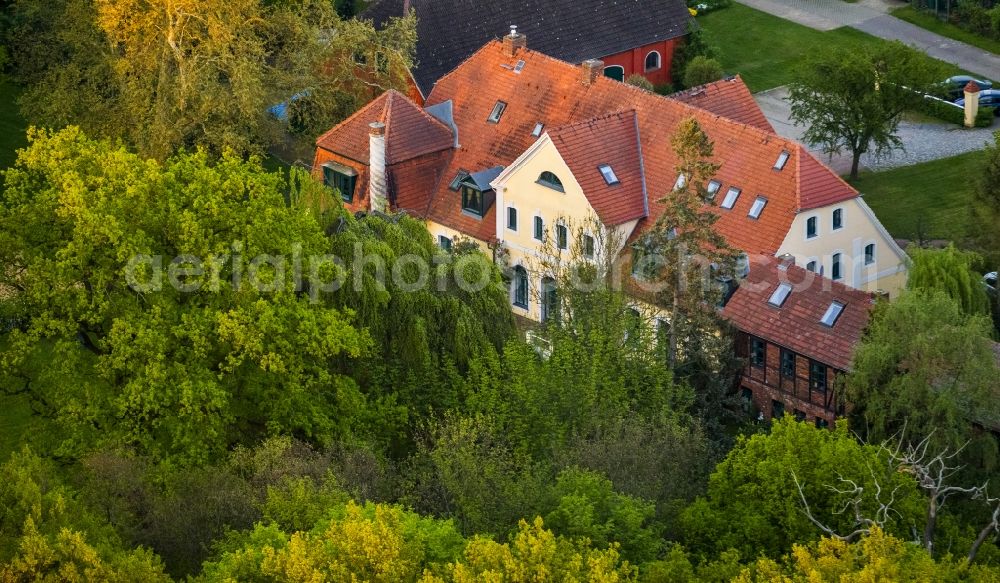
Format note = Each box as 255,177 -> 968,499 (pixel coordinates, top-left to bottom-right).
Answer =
428,40 -> 506,101
314,91 -> 390,146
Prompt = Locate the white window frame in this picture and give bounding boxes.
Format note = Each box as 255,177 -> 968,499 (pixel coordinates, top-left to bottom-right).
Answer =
831,250 -> 844,281
720,187 -> 741,210
748,196 -> 767,219
644,50 -> 662,72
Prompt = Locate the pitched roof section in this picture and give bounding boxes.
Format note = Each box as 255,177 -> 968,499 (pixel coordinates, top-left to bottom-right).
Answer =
315,89 -> 453,165
670,76 -> 775,133
547,111 -> 647,226
722,255 -> 875,371
363,0 -> 692,95
796,145 -> 860,210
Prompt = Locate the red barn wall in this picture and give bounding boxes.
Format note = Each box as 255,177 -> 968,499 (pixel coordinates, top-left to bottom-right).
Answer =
601,37 -> 680,86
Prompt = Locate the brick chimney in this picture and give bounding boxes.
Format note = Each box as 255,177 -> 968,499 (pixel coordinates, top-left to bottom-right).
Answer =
963,80 -> 980,128
502,25 -> 526,57
368,122 -> 388,213
581,59 -> 603,86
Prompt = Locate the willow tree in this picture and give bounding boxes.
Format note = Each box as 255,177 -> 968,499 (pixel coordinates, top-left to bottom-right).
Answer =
907,244 -> 990,317
10,0 -> 417,159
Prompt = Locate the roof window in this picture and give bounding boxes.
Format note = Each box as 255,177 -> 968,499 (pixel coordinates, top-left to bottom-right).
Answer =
748,196 -> 767,219
674,173 -> 686,191
774,150 -> 790,170
720,187 -> 741,209
514,60 -> 526,74
706,180 -> 722,199
820,301 -> 845,327
487,101 -> 507,123
599,164 -> 620,185
768,283 -> 792,307
532,122 -> 544,137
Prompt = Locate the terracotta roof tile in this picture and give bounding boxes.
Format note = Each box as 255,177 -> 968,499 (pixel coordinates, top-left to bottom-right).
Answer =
670,76 -> 775,132
721,255 -> 875,371
315,89 -> 453,165
796,145 -> 860,210
548,110 -> 647,226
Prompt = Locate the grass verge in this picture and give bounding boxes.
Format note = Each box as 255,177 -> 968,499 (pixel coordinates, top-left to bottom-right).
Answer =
891,6 -> 1000,57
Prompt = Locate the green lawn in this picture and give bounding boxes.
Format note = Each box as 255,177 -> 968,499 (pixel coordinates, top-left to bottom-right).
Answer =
698,3 -> 973,92
0,81 -> 28,170
849,150 -> 987,243
891,6 -> 1000,57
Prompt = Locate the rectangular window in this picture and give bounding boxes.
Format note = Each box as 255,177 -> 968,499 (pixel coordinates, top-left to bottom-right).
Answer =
774,150 -> 790,170
809,360 -> 827,392
768,283 -> 792,307
741,387 -> 753,403
806,216 -> 818,239
461,185 -> 484,216
832,208 -> 843,230
583,234 -> 595,258
794,409 -> 806,421
323,166 -> 358,203
748,196 -> 767,219
706,180 -> 722,199
750,336 -> 766,368
513,268 -> 528,308
674,173 -> 686,191
864,243 -> 875,265
487,101 -> 507,123
556,224 -> 568,250
721,187 -> 741,209
533,216 -> 544,241
771,400 -> 785,419
820,301 -> 845,327
438,236 -> 452,252
507,207 -> 517,231
599,164 -> 619,185
780,348 -> 795,378
806,260 -> 818,273
531,122 -> 544,137
831,253 -> 842,280
815,417 -> 830,429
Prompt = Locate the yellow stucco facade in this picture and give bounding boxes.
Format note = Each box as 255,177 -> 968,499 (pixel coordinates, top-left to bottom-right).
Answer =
776,197 -> 908,297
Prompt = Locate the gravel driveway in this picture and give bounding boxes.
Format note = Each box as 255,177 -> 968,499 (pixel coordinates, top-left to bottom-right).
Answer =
755,86 -> 997,174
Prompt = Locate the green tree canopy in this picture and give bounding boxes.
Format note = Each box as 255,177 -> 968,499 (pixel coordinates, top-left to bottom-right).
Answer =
789,41 -> 947,179
908,244 -> 990,317
846,289 -> 1000,459
679,417 -> 924,559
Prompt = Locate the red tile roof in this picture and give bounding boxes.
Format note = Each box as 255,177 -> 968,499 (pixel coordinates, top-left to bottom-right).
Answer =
315,41 -> 861,253
721,255 -> 875,371
315,89 -> 453,165
547,110 -> 647,226
670,76 -> 775,133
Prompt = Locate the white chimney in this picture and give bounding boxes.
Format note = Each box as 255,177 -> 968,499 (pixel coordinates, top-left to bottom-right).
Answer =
368,122 -> 387,212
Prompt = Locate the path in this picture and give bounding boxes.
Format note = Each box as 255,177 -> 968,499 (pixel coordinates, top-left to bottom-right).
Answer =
736,0 -> 1000,80
755,86 -> 996,174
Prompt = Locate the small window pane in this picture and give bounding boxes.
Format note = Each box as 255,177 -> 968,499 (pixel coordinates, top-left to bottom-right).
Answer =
774,151 -> 790,170
771,400 -> 785,419
513,266 -> 528,308
781,349 -> 795,378
864,243 -> 875,265
721,187 -> 741,209
831,253 -> 842,280
706,180 -> 722,199
674,173 -> 686,191
507,207 -> 517,230
750,337 -> 766,368
806,260 -> 817,273
583,234 -> 595,258
533,216 -> 544,240
532,122 -> 544,137
645,51 -> 660,71
438,236 -> 452,251
488,101 -> 507,123
820,301 -> 845,327
556,224 -> 568,250
768,283 -> 792,307
806,217 -> 817,239
832,208 -> 843,230
538,171 -> 564,191
599,164 -> 619,185
748,196 -> 767,219
810,360 -> 828,391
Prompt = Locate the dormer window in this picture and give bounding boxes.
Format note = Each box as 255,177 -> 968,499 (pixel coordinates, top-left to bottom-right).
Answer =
537,171 -> 564,192
599,164 -> 619,185
461,183 -> 485,216
774,150 -> 790,170
532,122 -> 544,137
322,163 -> 358,203
488,101 -> 507,123
721,187 -> 741,209
748,196 -> 767,219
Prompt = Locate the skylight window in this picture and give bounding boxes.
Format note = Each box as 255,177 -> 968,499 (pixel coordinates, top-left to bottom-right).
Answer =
768,283 -> 792,308
487,101 -> 507,123
514,60 -> 525,74
748,196 -> 767,219
674,173 -> 686,191
599,164 -> 620,185
532,122 -> 544,137
720,187 -> 741,209
820,301 -> 845,327
774,150 -> 790,170
706,180 -> 722,199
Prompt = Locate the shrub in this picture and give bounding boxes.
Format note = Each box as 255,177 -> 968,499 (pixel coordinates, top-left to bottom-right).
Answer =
683,56 -> 725,88
955,2 -> 993,37
626,74 -> 655,91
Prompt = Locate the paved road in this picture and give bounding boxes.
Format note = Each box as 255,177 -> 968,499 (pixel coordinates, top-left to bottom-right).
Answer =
737,0 -> 1000,80
755,86 -> 996,174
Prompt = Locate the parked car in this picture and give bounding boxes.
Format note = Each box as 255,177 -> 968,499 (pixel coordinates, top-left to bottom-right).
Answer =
943,76 -> 992,98
955,89 -> 1000,114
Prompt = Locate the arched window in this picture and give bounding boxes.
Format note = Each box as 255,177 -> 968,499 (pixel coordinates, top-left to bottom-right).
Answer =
513,266 -> 528,308
603,65 -> 625,82
537,171 -> 564,192
645,51 -> 661,72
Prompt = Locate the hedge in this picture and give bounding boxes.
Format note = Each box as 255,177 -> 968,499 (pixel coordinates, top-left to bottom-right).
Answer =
918,96 -> 994,128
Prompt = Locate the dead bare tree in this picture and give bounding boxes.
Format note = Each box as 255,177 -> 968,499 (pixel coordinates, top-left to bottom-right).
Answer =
792,466 -> 902,543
